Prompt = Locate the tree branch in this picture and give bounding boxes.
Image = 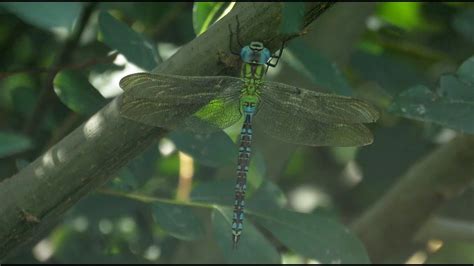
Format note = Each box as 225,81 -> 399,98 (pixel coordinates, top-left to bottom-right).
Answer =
0,2 -> 334,260
351,134 -> 474,263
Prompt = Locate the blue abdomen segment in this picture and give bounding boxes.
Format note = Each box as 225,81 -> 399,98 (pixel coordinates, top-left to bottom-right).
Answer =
232,113 -> 254,248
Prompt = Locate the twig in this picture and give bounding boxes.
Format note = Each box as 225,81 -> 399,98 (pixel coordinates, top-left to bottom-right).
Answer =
151,2 -> 189,41
22,2 -> 98,136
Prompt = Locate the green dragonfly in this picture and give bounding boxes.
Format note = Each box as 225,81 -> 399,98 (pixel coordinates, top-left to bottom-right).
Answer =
118,23 -> 379,249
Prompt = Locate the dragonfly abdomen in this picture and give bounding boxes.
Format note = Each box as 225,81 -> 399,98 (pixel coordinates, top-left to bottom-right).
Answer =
232,113 -> 253,248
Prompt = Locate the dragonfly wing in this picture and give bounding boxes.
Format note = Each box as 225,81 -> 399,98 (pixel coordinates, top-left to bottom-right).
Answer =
119,73 -> 242,131
254,102 -> 374,147
261,81 -> 379,124
179,98 -> 242,133
121,93 -> 194,128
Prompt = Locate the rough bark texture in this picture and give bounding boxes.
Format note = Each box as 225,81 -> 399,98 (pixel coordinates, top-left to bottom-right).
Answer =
0,2 -> 334,260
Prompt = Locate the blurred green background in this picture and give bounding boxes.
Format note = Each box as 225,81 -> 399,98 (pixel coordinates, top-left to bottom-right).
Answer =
0,2 -> 474,264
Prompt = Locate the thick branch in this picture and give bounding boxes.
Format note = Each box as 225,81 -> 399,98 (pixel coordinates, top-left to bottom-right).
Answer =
0,2 -> 333,260
352,134 -> 474,263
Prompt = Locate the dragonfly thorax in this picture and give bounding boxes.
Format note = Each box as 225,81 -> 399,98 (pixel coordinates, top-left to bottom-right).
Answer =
240,42 -> 271,65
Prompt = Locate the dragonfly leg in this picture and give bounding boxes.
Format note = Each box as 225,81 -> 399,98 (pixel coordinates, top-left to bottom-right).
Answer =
228,24 -> 240,56
228,16 -> 244,56
266,40 -> 287,68
235,15 -> 244,48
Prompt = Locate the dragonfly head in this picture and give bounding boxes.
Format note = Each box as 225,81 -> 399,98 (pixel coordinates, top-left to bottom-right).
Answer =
240,41 -> 271,65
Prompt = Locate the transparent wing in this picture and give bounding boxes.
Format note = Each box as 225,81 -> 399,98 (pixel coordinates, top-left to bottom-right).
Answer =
119,73 -> 243,131
260,81 -> 379,124
254,101 -> 374,147
179,97 -> 242,133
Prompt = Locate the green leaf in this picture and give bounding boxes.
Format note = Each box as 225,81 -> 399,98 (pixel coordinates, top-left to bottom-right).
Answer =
191,178 -> 282,210
168,130 -> 237,167
281,2 -> 305,34
439,75 -> 474,101
251,209 -> 371,263
0,132 -> 33,158
70,193 -> 146,222
0,2 -> 82,35
246,148 -> 266,193
114,144 -> 161,190
390,55 -> 474,133
437,56 -> 474,101
98,11 -> 159,71
246,180 -> 287,211
192,2 -> 224,36
390,85 -> 474,133
53,70 -> 107,116
11,86 -> 37,116
111,167 -> 137,191
191,179 -> 235,206
0,74 -> 36,111
350,50 -> 428,97
152,201 -> 205,241
211,207 -> 280,263
189,149 -> 266,205
56,194 -> 153,263
453,8 -> 474,43
286,39 -> 352,96
376,2 -> 429,32
125,144 -> 160,184
457,56 -> 474,84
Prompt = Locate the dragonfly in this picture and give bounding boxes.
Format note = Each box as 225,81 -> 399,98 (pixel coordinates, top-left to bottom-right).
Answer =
118,21 -> 379,249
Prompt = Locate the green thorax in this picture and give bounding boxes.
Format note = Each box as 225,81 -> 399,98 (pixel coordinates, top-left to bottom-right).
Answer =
239,62 -> 265,113
241,62 -> 266,94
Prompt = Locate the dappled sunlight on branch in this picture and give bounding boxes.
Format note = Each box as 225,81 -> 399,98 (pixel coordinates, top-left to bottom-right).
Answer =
83,113 -> 105,140
41,151 -> 55,169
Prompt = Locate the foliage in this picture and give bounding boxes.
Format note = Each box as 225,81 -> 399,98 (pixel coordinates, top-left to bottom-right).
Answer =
1,2 -> 474,264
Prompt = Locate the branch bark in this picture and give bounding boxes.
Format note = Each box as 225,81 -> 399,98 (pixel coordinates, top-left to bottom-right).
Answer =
0,2 -> 334,260
351,134 -> 474,263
